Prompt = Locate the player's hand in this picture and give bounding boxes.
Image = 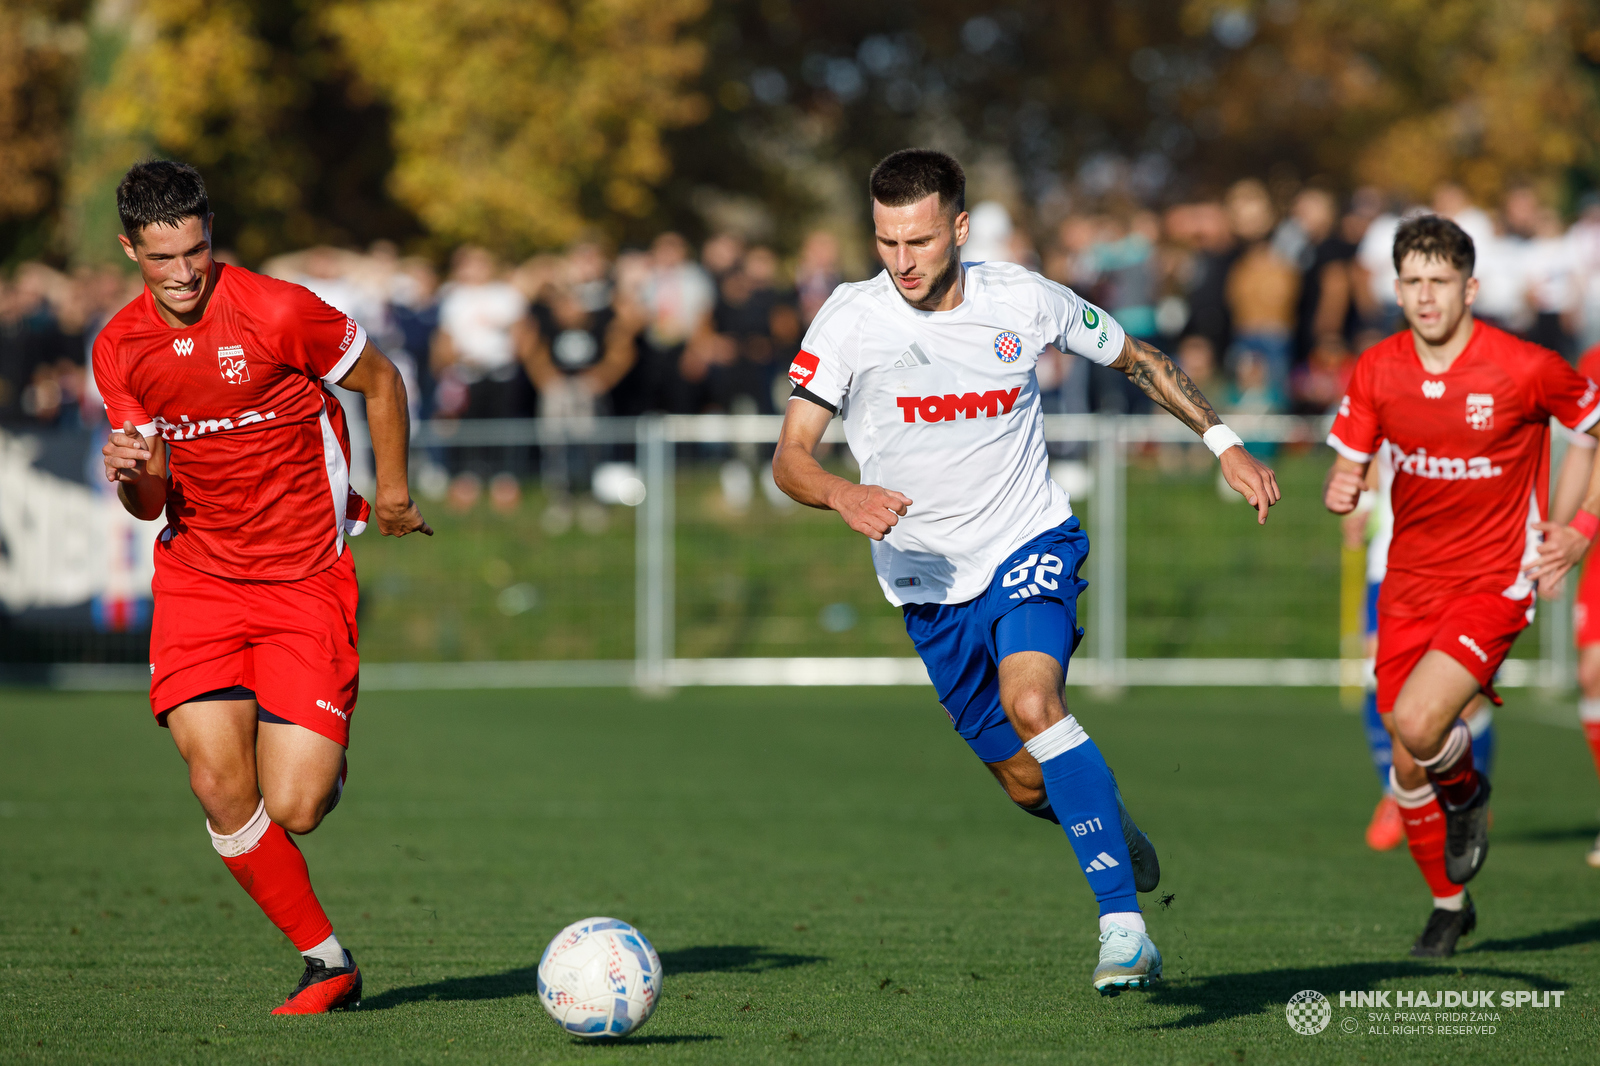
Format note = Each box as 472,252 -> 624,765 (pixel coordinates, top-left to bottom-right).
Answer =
102,420 -> 152,483
828,483 -> 911,541
1528,520 -> 1590,597
377,493 -> 434,537
1220,446 -> 1281,525
1323,465 -> 1365,515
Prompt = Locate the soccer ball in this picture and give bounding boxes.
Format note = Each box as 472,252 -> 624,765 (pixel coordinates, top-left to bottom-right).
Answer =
536,917 -> 661,1038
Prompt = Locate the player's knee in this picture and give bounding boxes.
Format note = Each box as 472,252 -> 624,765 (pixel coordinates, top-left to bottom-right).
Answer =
1004,686 -> 1060,741
1579,655 -> 1600,697
188,763 -> 252,812
264,794 -> 325,836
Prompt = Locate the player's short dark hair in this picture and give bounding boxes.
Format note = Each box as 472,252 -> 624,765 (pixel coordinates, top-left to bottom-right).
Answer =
1392,214 -> 1474,276
117,160 -> 209,244
869,149 -> 966,215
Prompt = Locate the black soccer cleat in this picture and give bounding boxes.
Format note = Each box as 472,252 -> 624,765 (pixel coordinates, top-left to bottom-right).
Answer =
1410,894 -> 1476,958
1440,776 -> 1491,885
271,950 -> 362,1014
1111,776 -> 1159,894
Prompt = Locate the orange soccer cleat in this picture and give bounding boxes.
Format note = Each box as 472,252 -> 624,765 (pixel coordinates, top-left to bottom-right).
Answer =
271,951 -> 362,1015
1365,795 -> 1405,851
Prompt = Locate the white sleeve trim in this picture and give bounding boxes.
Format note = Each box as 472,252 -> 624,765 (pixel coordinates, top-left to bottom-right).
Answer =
1559,419 -> 1598,448
135,421 -> 157,438
1326,433 -> 1373,462
321,323 -> 368,384
1572,402 -> 1600,436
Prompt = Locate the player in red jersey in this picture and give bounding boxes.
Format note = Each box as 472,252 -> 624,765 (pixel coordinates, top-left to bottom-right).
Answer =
1548,341 -> 1600,867
1324,215 -> 1600,957
96,161 -> 432,1013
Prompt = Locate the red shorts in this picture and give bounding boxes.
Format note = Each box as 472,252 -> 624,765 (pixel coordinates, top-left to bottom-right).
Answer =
149,546 -> 360,747
1576,560 -> 1600,646
1375,592 -> 1532,715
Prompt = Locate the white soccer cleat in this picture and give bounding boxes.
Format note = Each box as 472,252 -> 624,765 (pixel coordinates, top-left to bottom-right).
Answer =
1092,923 -> 1162,996
1586,831 -> 1600,869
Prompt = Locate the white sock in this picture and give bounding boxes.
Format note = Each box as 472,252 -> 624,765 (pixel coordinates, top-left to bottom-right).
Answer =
1100,911 -> 1145,935
1415,719 -> 1470,771
206,799 -> 270,857
1580,698 -> 1600,724
304,932 -> 346,968
1022,715 -> 1089,762
1388,768 -> 1435,809
1432,891 -> 1467,912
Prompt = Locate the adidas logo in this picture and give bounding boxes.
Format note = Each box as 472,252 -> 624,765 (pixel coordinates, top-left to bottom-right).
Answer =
1422,379 -> 1445,399
1085,851 -> 1121,873
173,337 -> 194,356
891,342 -> 933,369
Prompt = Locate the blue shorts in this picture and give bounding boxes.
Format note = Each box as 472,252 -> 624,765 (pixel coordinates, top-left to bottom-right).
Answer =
1366,580 -> 1382,637
903,520 -> 1090,765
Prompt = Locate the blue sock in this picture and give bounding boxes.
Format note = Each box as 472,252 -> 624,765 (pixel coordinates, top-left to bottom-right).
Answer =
1362,690 -> 1392,791
1024,716 -> 1139,916
1468,709 -> 1495,780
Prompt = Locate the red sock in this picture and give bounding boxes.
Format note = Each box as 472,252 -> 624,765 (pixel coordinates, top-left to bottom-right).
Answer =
220,821 -> 333,952
1397,792 -> 1458,899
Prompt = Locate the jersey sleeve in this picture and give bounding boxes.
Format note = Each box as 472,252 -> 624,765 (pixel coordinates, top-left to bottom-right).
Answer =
788,287 -> 861,413
268,283 -> 369,383
90,330 -> 155,437
1039,278 -> 1125,367
1527,345 -> 1600,434
1327,353 -> 1381,461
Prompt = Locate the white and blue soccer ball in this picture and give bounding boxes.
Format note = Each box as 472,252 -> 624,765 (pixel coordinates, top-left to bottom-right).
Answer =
536,917 -> 661,1038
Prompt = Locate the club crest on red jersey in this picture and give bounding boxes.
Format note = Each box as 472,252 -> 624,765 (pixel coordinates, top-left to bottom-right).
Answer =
217,344 -> 250,385
1465,393 -> 1494,430
172,337 -> 193,356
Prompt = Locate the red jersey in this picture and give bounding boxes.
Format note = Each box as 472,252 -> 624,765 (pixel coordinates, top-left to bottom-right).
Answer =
92,264 -> 369,583
1328,321 -> 1600,617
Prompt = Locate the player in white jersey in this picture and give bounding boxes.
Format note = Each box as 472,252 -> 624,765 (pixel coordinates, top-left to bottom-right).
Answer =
773,150 -> 1280,995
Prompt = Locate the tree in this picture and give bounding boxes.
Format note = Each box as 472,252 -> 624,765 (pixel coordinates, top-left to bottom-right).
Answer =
0,0 -> 90,262
323,0 -> 709,254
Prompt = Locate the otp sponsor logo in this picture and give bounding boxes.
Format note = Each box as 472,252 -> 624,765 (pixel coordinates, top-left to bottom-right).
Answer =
316,698 -> 349,721
895,387 -> 1022,423
788,351 -> 820,388
1384,441 -> 1501,480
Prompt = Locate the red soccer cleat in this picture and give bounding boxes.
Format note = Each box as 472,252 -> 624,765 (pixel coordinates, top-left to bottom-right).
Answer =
271,951 -> 362,1015
1365,795 -> 1405,851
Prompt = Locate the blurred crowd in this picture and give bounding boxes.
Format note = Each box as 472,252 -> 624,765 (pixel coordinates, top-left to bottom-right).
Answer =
8,177 -> 1600,470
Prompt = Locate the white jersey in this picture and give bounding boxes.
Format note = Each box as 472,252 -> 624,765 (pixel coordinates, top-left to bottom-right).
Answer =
789,261 -> 1126,606
1365,441 -> 1395,583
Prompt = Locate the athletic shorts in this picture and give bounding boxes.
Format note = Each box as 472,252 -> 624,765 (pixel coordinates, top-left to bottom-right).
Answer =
903,519 -> 1089,765
148,546 -> 360,747
1374,592 -> 1533,716
1576,560 -> 1600,647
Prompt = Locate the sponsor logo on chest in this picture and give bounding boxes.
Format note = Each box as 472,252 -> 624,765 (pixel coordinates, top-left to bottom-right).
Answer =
1421,379 -> 1445,399
1384,441 -> 1501,481
172,337 -> 194,356
1465,393 -> 1494,430
896,387 -> 1022,423
153,408 -> 277,441
217,344 -> 250,384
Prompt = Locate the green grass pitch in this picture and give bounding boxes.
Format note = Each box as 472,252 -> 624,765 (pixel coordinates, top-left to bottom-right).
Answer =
3,685 -> 1598,1064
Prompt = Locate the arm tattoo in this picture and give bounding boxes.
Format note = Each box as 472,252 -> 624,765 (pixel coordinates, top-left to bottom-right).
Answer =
1118,338 -> 1222,435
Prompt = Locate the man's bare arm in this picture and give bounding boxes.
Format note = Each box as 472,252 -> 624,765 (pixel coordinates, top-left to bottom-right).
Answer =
102,421 -> 168,520
1110,334 -> 1222,435
334,340 -> 432,537
1111,334 -> 1283,523
1530,423 -> 1600,594
772,397 -> 910,540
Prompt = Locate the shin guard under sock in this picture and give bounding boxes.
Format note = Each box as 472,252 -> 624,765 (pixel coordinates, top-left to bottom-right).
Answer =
209,800 -> 334,952
1391,770 -> 1458,899
1417,719 -> 1479,809
1024,716 -> 1139,917
1581,699 -> 1600,781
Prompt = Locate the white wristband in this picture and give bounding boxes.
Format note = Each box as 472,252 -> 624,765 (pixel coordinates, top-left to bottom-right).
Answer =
1202,424 -> 1244,458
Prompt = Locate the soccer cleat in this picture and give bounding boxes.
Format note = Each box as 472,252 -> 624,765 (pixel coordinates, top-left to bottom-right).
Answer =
1365,795 -> 1405,851
1409,894 -> 1476,958
1111,777 -> 1160,893
1440,776 -> 1491,885
1586,832 -> 1600,869
1092,923 -> 1162,996
271,950 -> 362,1014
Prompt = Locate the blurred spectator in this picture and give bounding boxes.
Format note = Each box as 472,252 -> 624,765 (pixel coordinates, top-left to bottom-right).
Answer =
1280,188 -> 1357,411
1526,205 -> 1579,359
1164,201 -> 1234,385
1570,192 -> 1600,352
1352,190 -> 1406,336
794,230 -> 841,327
700,232 -> 746,282
636,233 -> 715,413
1473,185 -> 1538,334
686,245 -> 801,414
432,246 -> 537,484
1086,210 -> 1160,414
963,201 -> 1037,267
1223,179 -> 1298,408
1224,350 -> 1283,460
